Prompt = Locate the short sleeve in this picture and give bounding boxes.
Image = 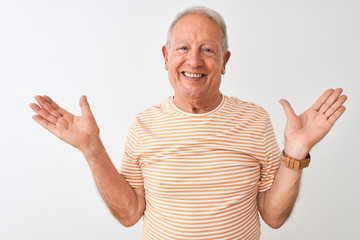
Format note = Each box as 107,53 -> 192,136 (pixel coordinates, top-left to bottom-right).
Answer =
258,116 -> 281,192
119,120 -> 144,188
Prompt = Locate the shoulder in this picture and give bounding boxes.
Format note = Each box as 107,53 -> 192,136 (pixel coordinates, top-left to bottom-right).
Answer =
132,97 -> 171,124
224,96 -> 269,118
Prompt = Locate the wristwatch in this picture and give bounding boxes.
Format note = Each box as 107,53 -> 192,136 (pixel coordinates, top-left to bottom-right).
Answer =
280,150 -> 311,169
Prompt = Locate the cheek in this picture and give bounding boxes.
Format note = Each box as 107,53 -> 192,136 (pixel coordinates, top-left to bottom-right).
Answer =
167,58 -> 183,82
169,59 -> 183,73
208,60 -> 222,75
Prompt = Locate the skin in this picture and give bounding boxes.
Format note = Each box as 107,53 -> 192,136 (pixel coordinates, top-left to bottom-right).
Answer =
258,88 -> 347,228
162,14 -> 230,113
29,13 -> 347,229
29,95 -> 145,227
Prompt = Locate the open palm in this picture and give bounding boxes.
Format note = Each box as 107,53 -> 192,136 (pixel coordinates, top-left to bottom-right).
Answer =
280,88 -> 347,156
29,95 -> 100,151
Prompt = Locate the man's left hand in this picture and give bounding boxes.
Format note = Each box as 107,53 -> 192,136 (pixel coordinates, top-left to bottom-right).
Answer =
279,88 -> 347,159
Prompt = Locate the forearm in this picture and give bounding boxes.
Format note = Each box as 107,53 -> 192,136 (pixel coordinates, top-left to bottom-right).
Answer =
258,147 -> 308,228
81,138 -> 144,227
258,165 -> 302,228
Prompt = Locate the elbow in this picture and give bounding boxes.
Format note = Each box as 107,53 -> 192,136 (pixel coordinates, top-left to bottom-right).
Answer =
258,195 -> 293,229
120,218 -> 138,228
265,218 -> 286,229
261,212 -> 289,229
109,206 -> 142,228
104,188 -> 145,228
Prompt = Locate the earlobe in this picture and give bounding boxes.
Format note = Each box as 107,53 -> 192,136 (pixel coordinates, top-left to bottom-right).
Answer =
221,50 -> 231,75
162,45 -> 169,71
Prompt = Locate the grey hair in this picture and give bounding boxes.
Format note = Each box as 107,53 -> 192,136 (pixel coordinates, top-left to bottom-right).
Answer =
165,6 -> 229,53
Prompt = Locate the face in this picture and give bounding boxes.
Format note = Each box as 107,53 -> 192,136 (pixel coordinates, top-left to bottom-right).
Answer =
162,14 -> 231,102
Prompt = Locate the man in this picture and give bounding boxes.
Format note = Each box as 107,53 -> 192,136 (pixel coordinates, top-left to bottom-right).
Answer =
29,6 -> 347,240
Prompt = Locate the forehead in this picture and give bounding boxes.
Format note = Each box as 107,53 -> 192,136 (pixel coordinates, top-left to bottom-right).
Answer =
171,14 -> 223,45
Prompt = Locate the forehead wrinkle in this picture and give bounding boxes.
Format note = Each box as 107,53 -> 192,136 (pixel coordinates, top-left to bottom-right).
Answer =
173,39 -> 219,47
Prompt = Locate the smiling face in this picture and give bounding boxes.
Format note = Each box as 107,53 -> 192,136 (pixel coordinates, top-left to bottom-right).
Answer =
162,13 -> 231,106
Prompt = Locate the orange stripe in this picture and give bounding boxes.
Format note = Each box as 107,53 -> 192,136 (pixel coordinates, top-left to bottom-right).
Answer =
120,95 -> 279,239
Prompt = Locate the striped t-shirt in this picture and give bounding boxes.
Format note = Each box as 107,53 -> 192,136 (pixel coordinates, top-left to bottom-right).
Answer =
120,95 -> 280,240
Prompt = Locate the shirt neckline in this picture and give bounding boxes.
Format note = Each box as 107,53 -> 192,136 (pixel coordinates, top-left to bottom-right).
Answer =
169,95 -> 226,117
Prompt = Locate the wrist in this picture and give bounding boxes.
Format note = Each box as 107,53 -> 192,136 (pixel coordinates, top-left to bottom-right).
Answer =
80,136 -> 103,157
281,150 -> 311,169
284,142 -> 310,160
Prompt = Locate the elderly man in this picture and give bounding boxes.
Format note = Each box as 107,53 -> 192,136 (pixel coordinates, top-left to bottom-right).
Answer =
30,6 -> 347,240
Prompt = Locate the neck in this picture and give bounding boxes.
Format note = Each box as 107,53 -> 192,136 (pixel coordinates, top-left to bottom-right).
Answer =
172,92 -> 223,114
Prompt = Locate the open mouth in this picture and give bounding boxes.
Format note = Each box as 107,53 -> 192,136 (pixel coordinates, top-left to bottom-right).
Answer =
182,71 -> 205,79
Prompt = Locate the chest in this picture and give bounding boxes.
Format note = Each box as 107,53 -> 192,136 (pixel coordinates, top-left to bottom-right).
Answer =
135,119 -> 265,197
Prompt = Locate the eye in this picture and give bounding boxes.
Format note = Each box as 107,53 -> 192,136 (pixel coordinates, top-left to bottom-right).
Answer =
176,46 -> 188,53
202,47 -> 216,56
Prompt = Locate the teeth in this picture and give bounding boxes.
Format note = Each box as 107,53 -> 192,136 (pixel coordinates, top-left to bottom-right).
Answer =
184,72 -> 203,78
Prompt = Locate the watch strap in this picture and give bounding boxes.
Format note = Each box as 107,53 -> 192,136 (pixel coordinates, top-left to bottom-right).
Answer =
280,151 -> 311,169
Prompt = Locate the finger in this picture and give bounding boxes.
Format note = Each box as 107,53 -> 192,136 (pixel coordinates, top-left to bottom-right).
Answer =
79,95 -> 93,117
34,95 -> 62,119
42,95 -> 68,116
318,88 -> 343,114
32,115 -> 56,133
279,99 -> 297,120
310,89 -> 334,111
324,94 -> 348,118
29,102 -> 58,124
328,106 -> 346,125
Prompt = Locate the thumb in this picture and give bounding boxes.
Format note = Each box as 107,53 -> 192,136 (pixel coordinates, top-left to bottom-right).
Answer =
279,99 -> 296,120
79,95 -> 93,116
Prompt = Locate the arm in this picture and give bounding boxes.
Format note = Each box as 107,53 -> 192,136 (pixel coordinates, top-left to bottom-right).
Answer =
29,95 -> 145,227
82,138 -> 145,227
258,88 -> 347,228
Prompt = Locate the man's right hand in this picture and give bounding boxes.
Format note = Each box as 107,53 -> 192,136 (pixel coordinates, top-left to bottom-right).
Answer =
29,95 -> 100,152
30,95 -> 145,226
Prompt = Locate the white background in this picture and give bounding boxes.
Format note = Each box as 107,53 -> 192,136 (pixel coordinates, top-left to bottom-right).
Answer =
1,0 -> 359,239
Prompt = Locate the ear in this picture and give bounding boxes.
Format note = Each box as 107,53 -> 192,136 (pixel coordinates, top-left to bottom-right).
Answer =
221,50 -> 231,75
162,45 -> 169,71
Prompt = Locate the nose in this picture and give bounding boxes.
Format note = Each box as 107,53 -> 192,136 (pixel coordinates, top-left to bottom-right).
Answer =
187,49 -> 203,68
